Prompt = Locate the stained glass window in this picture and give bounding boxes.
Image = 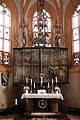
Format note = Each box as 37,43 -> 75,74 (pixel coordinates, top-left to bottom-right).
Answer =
0,4 -> 11,65
72,5 -> 80,65
3,52 -> 10,65
32,9 -> 51,47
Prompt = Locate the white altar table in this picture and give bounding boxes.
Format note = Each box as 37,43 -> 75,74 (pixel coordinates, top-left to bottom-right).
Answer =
21,93 -> 64,100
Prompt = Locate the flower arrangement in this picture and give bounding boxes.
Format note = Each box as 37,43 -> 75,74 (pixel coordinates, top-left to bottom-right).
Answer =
23,86 -> 30,94
54,86 -> 61,94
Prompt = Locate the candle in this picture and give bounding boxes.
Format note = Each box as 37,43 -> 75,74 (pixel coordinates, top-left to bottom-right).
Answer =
31,79 -> 32,85
34,82 -> 35,88
52,79 -> 53,85
41,80 -> 43,87
26,78 -> 28,84
55,77 -> 57,83
41,76 -> 43,82
15,99 -> 18,105
48,82 -> 49,88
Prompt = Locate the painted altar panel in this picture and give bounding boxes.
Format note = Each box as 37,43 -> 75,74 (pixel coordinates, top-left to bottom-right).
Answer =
13,47 -> 68,86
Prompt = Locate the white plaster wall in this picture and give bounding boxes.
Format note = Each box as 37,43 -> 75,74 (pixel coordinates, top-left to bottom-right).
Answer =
0,73 -> 21,109
61,73 -> 80,112
0,73 -> 9,109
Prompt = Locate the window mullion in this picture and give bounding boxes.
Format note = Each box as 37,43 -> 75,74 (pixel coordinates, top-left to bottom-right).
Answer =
0,4 -> 11,66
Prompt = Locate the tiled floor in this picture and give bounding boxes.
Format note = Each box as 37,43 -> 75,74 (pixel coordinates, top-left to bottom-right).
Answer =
0,114 -> 80,120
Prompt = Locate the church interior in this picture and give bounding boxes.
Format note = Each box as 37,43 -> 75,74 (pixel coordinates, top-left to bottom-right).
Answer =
0,0 -> 80,119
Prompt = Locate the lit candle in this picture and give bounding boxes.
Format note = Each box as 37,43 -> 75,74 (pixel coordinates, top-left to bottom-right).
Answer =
31,79 -> 32,85
55,77 -> 57,84
48,82 -> 49,88
34,82 -> 35,88
15,99 -> 18,105
52,79 -> 53,85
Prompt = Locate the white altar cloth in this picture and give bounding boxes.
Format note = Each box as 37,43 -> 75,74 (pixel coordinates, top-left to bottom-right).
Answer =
21,93 -> 64,100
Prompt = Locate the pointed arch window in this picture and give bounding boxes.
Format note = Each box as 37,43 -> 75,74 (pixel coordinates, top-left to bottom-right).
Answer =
32,9 -> 52,47
0,4 -> 11,65
72,5 -> 80,66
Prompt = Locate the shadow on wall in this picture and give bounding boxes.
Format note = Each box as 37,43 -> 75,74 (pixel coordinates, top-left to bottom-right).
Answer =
61,73 -> 80,112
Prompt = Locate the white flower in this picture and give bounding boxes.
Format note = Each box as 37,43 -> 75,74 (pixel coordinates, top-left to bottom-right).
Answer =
23,86 -> 30,90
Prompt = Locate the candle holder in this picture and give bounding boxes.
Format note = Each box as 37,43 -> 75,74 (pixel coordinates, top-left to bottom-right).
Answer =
40,73 -> 44,88
51,85 -> 54,93
14,99 -> 18,119
41,80 -> 43,88
34,88 -> 36,93
48,88 -> 50,93
51,79 -> 54,93
30,85 -> 33,93
55,77 -> 58,86
47,82 -> 50,93
26,77 -> 28,86
30,79 -> 33,93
